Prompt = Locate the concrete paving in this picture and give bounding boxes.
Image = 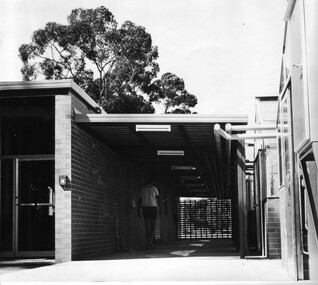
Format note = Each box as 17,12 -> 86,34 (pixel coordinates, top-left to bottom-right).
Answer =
0,240 -> 316,284
0,257 -> 315,284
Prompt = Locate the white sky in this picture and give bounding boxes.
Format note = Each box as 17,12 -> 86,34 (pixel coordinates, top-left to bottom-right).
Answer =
0,0 -> 286,119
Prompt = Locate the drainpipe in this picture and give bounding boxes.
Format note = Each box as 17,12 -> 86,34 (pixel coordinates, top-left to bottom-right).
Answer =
214,123 -> 277,259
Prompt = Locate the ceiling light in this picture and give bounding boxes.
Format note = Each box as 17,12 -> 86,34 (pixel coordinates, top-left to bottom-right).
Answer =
180,176 -> 201,180
157,150 -> 184,156
186,183 -> 205,187
171,166 -> 196,171
136,124 -> 171,132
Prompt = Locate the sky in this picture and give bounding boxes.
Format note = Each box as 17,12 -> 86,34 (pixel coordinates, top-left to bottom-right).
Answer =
0,0 -> 286,119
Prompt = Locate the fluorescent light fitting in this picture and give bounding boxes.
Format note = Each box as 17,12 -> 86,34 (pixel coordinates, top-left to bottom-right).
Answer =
186,183 -> 205,187
171,165 -> 196,171
157,150 -> 184,156
181,176 -> 201,180
136,124 -> 171,132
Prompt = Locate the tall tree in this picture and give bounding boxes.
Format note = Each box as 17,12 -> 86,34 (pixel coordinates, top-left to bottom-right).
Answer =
149,72 -> 197,114
19,6 -> 197,114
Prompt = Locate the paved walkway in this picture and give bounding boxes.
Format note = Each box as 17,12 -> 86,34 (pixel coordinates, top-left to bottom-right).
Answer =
0,240 -> 316,284
0,257 -> 315,284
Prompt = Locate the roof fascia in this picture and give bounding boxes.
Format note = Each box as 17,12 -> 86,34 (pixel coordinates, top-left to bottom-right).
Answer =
75,113 -> 248,124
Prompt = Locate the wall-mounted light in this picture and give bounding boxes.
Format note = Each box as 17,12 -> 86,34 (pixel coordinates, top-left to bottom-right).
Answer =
157,150 -> 184,156
59,175 -> 68,186
136,124 -> 171,132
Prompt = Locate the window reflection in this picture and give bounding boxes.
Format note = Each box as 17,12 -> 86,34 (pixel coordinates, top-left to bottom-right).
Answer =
1,116 -> 54,155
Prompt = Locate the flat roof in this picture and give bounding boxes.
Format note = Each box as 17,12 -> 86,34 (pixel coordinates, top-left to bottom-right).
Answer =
0,80 -> 103,113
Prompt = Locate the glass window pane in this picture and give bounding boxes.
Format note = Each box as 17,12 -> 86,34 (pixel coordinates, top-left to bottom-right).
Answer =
0,96 -> 54,156
1,116 -> 54,155
18,160 -> 55,251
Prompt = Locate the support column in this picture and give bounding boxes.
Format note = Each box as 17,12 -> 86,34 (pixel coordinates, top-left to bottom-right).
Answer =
237,140 -> 247,258
55,95 -> 72,263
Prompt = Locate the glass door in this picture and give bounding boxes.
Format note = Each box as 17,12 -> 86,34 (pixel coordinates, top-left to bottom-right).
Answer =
0,159 -> 14,255
16,158 -> 55,257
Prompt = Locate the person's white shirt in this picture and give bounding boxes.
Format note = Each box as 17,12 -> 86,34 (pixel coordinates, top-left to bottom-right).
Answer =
140,184 -> 159,207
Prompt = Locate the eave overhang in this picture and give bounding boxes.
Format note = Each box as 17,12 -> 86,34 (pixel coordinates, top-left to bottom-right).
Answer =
75,113 -> 248,198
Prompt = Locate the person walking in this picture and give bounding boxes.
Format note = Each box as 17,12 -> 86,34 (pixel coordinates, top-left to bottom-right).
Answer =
138,178 -> 160,249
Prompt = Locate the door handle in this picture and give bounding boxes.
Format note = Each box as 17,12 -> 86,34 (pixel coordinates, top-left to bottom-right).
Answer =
48,186 -> 55,216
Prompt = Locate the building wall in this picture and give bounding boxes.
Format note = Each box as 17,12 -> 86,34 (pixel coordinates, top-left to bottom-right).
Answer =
302,159 -> 318,281
279,179 -> 298,277
54,93 -> 149,262
308,193 -> 318,281
55,95 -> 72,263
1,82 -> 224,262
251,97 -> 281,258
266,197 -> 281,259
280,0 -> 318,280
70,98 -> 145,260
264,147 -> 281,259
159,181 -> 178,242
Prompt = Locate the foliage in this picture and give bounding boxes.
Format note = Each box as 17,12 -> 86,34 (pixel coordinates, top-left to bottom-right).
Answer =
149,72 -> 197,114
19,6 -> 197,114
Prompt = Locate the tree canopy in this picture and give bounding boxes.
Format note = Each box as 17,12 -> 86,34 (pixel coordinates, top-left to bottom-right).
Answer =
149,72 -> 197,114
19,6 -> 197,114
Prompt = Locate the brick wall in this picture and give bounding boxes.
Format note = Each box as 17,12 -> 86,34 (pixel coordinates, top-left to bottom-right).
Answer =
54,93 -> 178,261
71,119 -> 145,260
54,94 -> 147,261
266,197 -> 281,259
55,95 -> 73,263
279,185 -> 298,277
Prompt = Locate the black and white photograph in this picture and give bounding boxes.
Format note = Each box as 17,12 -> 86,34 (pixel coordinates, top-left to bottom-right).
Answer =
0,0 -> 317,284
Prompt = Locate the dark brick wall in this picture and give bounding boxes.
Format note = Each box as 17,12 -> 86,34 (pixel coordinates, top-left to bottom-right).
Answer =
71,121 -> 145,260
266,197 -> 281,259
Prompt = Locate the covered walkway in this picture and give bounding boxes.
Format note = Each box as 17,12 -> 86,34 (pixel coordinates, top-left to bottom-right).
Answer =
0,240 -> 315,283
0,81 -> 250,262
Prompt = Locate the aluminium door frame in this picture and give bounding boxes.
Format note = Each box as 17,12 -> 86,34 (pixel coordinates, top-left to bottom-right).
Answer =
0,154 -> 54,258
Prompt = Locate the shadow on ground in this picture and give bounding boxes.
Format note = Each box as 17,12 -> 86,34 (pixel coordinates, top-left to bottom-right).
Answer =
0,258 -> 54,276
